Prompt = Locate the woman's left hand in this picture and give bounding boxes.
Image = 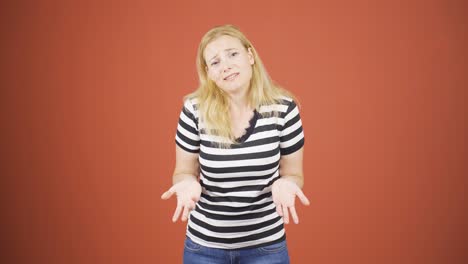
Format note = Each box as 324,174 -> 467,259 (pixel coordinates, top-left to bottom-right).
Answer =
271,177 -> 310,224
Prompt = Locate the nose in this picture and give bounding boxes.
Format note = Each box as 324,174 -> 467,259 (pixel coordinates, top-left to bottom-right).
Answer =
223,67 -> 232,74
220,59 -> 232,73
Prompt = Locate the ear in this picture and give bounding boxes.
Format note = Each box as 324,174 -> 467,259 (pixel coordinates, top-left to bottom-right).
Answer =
247,47 -> 255,65
205,66 -> 214,81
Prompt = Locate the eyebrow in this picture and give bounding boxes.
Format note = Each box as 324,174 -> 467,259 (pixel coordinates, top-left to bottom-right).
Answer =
208,48 -> 238,62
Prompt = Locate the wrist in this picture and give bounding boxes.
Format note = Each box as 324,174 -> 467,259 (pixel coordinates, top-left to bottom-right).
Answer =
280,175 -> 304,189
173,173 -> 198,184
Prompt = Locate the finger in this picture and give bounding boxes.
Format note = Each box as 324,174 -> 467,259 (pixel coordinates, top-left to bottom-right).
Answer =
282,204 -> 289,224
161,190 -> 174,200
272,191 -> 279,205
172,205 -> 182,222
276,203 -> 283,216
188,200 -> 195,210
181,204 -> 191,222
289,206 -> 299,224
191,194 -> 200,203
296,189 -> 310,206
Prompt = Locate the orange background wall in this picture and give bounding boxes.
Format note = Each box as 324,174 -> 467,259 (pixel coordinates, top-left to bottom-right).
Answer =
2,0 -> 467,263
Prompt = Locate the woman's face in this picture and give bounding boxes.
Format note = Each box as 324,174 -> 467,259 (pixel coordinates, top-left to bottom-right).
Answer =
204,35 -> 254,95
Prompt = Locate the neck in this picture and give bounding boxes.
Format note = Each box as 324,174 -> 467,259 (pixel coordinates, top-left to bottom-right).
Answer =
227,91 -> 251,113
227,81 -> 252,110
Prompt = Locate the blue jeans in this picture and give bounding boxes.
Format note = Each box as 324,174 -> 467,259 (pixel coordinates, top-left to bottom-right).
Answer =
183,236 -> 290,264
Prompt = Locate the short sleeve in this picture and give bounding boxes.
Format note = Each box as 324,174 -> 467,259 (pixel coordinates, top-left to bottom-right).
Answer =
175,99 -> 200,153
279,100 -> 305,155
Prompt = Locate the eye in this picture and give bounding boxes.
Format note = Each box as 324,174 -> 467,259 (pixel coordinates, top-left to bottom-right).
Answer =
210,61 -> 219,66
231,52 -> 239,57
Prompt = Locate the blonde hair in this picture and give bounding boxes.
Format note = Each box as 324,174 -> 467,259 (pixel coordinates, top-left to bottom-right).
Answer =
186,24 -> 296,146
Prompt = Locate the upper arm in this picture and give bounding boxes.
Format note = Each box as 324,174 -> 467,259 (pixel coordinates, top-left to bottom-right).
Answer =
279,99 -> 304,155
173,99 -> 201,179
175,99 -> 201,153
278,99 -> 306,186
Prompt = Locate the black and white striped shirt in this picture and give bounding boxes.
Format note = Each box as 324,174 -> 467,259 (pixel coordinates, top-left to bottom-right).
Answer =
175,96 -> 305,249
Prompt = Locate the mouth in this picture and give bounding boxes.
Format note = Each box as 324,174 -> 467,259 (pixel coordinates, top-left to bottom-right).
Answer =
223,73 -> 239,81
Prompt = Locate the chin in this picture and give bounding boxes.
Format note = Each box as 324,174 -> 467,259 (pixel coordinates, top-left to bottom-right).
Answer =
220,85 -> 243,94
219,81 -> 249,94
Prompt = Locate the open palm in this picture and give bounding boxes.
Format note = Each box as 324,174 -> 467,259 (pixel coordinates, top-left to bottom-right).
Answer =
272,178 -> 310,224
161,179 -> 201,222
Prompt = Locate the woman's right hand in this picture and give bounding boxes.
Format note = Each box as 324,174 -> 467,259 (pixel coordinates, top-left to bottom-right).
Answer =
161,178 -> 202,222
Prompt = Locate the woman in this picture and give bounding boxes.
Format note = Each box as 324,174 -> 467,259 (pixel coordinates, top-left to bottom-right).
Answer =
161,24 -> 310,264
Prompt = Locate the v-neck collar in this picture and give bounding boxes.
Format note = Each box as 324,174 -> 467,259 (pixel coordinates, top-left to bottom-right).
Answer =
234,109 -> 259,143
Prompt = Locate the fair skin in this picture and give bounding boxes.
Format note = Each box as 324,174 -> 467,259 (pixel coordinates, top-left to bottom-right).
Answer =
205,35 -> 256,137
161,35 -> 310,224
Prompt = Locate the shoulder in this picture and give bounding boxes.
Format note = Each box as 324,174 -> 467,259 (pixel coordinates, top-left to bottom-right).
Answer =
277,95 -> 296,107
258,96 -> 297,115
182,97 -> 200,116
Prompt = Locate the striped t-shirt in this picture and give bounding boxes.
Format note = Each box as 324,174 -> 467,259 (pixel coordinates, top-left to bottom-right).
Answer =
175,96 -> 305,249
